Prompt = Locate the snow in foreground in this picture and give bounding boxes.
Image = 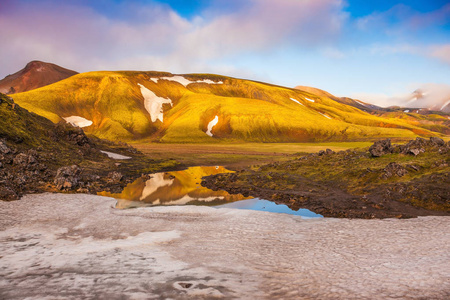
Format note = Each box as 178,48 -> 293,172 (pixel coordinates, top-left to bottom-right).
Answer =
0,193 -> 449,299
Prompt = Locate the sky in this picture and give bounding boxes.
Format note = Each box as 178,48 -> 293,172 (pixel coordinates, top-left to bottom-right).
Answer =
1,0 -> 449,106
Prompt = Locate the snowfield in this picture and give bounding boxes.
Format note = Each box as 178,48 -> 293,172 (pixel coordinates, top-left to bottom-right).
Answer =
151,76 -> 223,87
100,150 -> 131,160
138,83 -> 172,123
63,116 -> 93,128
1,193 -> 449,299
206,115 -> 219,137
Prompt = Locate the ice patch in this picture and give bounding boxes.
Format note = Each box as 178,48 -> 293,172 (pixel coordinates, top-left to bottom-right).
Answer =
305,97 -> 315,103
440,99 -> 450,111
150,78 -> 158,83
404,110 -> 410,113
206,116 -> 219,137
63,116 -> 93,128
100,151 -> 131,160
138,83 -> 173,123
290,98 -> 304,106
319,112 -> 332,119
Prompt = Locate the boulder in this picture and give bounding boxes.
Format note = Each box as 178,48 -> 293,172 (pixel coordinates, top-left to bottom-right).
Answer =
12,152 -> 38,168
107,171 -> 123,183
54,165 -> 82,190
430,137 -> 445,146
325,149 -> 335,155
408,148 -> 420,156
369,139 -> 393,157
382,162 -> 407,179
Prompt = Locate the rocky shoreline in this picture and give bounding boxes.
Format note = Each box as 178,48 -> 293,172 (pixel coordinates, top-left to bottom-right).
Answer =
202,137 -> 450,219
0,93 -> 177,200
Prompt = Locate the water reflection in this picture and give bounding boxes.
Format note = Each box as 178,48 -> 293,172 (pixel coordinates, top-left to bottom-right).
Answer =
216,199 -> 323,218
99,166 -> 249,209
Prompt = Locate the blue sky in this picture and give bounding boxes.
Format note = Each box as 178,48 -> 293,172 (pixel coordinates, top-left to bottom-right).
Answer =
1,0 -> 449,105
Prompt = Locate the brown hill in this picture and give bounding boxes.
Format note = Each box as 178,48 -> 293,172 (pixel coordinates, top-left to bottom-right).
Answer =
0,61 -> 78,94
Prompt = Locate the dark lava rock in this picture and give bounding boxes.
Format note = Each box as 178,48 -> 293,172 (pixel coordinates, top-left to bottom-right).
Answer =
430,136 -> 445,146
409,148 -> 421,156
0,186 -> 19,201
13,152 -> 37,167
382,162 -> 408,179
107,171 -> 123,183
0,141 -> 11,154
398,137 -> 427,156
369,139 -> 394,157
54,165 -> 82,190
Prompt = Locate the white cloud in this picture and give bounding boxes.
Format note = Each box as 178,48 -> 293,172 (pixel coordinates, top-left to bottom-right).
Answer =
0,0 -> 347,78
353,83 -> 450,110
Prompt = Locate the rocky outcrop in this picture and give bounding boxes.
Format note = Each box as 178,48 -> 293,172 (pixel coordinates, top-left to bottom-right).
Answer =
54,165 -> 82,191
107,171 -> 123,183
0,140 -> 12,154
382,163 -> 407,179
369,137 -> 450,157
369,139 -> 394,157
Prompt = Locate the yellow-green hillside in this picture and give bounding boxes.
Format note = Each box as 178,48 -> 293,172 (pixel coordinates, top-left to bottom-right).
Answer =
11,71 -> 443,143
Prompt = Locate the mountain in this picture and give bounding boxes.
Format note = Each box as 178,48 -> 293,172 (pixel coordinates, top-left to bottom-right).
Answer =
10,71 -> 446,143
0,61 -> 78,94
295,86 -> 450,135
398,87 -> 450,113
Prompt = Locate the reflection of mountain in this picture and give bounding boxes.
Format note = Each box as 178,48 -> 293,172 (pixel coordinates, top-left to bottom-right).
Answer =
100,166 -> 249,208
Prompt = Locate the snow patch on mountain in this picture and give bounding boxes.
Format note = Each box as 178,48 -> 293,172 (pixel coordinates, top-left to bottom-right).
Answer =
305,97 -> 315,103
138,83 -> 172,123
153,76 -> 223,86
319,112 -> 332,119
100,151 -> 131,160
290,98 -> 304,106
63,116 -> 93,128
206,116 -> 219,137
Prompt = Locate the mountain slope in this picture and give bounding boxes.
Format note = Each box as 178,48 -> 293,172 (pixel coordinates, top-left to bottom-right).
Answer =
295,86 -> 450,135
11,71 -> 443,143
0,61 -> 78,94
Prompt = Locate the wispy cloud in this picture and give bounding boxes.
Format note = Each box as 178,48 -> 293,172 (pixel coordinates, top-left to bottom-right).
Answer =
353,83 -> 450,109
429,44 -> 450,65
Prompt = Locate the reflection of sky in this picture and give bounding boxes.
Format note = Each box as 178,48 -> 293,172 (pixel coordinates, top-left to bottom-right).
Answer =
216,199 -> 323,218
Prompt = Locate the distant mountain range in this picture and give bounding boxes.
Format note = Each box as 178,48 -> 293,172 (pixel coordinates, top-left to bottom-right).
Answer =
0,61 -> 78,94
5,62 -> 449,142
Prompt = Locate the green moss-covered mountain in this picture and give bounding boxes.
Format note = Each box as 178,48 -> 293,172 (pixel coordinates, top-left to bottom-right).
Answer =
11,70 -> 448,143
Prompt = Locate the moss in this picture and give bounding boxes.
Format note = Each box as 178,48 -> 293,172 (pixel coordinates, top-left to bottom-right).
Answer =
10,71 -> 446,144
